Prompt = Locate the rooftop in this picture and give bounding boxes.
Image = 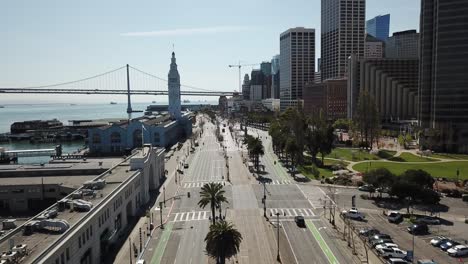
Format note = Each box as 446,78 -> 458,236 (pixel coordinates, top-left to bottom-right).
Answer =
0,149 -> 147,263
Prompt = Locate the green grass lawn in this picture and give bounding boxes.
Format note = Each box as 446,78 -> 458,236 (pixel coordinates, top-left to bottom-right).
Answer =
430,153 -> 468,160
377,150 -> 397,159
388,152 -> 439,162
299,159 -> 349,179
326,148 -> 381,161
353,160 -> 468,179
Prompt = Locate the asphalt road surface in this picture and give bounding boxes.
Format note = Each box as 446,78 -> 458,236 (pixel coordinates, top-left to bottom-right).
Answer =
138,118 -> 362,264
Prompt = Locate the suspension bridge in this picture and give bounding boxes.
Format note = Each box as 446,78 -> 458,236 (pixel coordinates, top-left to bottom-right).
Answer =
0,64 -> 235,113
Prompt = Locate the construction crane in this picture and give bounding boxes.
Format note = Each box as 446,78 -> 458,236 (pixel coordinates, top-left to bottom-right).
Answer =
228,62 -> 259,93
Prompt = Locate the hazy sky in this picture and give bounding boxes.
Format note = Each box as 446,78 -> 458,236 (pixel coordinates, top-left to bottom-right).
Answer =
1,0 -> 420,104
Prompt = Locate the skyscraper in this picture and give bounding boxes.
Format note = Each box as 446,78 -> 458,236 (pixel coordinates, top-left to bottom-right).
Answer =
279,27 -> 315,109
366,14 -> 390,41
271,55 -> 280,99
241,74 -> 250,100
168,52 -> 181,120
419,0 -> 468,153
321,0 -> 366,81
364,34 -> 384,59
385,30 -> 419,59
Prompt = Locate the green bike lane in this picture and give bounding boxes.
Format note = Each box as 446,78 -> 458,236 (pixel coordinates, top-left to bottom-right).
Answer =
150,222 -> 174,264
305,220 -> 340,264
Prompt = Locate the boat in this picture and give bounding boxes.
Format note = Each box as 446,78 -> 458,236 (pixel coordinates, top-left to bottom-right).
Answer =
110,102 -> 117,105
183,100 -> 191,103
0,106 -> 4,108
152,101 -> 156,103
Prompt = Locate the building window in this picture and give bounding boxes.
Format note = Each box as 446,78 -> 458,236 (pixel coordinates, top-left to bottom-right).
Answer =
110,132 -> 121,144
92,133 -> 101,144
78,237 -> 81,248
66,248 -> 70,260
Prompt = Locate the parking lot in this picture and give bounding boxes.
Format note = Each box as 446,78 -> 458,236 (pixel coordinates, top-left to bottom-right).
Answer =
334,187 -> 468,263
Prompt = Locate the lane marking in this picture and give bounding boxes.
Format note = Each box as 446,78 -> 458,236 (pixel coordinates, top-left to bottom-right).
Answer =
282,223 -> 299,264
150,222 -> 174,264
305,220 -> 340,264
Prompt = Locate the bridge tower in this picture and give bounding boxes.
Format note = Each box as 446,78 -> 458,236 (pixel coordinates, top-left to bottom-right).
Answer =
126,64 -> 133,116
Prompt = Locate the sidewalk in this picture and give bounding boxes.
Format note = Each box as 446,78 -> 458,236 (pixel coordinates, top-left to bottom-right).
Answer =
113,139 -> 196,264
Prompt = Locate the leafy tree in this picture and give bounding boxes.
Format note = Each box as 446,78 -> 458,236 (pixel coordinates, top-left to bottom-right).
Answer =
333,118 -> 352,131
198,183 -> 228,225
285,137 -> 300,176
319,124 -> 335,164
363,168 -> 396,197
401,169 -> 434,189
354,91 -> 380,150
205,221 -> 243,264
390,181 -> 419,213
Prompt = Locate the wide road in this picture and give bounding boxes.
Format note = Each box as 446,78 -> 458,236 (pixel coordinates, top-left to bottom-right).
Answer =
140,118 -> 360,264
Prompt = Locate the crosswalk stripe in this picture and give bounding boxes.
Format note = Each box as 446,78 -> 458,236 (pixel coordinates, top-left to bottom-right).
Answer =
307,209 -> 315,216
292,209 -> 298,216
180,213 -> 185,221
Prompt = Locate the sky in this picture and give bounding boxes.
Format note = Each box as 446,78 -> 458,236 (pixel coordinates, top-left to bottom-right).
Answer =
0,0 -> 420,104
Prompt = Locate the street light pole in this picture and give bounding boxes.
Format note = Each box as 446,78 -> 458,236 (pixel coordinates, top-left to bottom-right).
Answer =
276,212 -> 281,262
163,186 -> 166,207
159,202 -> 164,229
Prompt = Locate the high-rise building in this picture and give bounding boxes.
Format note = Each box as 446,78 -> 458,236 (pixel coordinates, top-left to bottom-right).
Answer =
242,74 -> 250,100
321,0 -> 365,81
366,14 -> 390,41
260,61 -> 272,99
419,0 -> 468,153
365,34 -> 384,59
347,55 -> 419,120
279,27 -> 315,110
168,52 -> 181,120
385,30 -> 419,59
271,55 -> 280,99
250,69 -> 265,101
303,79 -> 347,120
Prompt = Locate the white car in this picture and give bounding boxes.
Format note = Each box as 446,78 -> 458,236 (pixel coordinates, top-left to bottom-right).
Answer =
447,245 -> 468,257
341,209 -> 365,221
377,248 -> 407,258
430,236 -> 449,247
375,243 -> 399,251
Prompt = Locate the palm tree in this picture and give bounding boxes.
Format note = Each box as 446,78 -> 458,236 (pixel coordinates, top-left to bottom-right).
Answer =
250,138 -> 265,172
205,221 -> 243,264
198,182 -> 228,225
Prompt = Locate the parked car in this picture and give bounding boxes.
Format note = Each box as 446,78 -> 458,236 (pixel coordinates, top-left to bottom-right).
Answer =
371,238 -> 394,248
359,185 -> 375,192
387,211 -> 403,223
387,258 -> 410,264
359,228 -> 380,237
184,163 -> 189,169
407,223 -> 429,235
416,260 -> 437,264
430,236 -> 449,247
378,248 -> 407,259
440,240 -> 460,251
375,243 -> 399,251
341,209 -> 365,221
294,216 -> 305,227
416,216 -> 440,225
447,245 -> 468,257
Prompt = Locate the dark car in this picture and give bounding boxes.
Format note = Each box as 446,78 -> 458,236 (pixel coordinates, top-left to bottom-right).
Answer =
359,228 -> 380,237
440,240 -> 460,251
294,216 -> 305,227
407,223 -> 428,235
